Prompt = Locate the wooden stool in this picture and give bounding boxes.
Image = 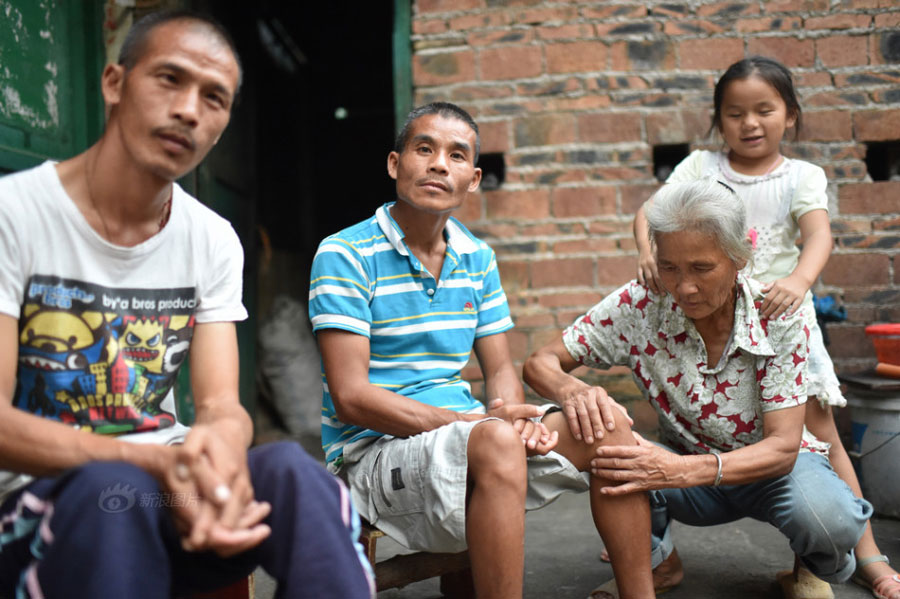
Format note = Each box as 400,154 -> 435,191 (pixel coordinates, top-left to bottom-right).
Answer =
359,521 -> 474,597
182,574 -> 253,599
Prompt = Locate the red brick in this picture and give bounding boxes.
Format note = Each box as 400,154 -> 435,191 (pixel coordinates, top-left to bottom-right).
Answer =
796,71 -> 834,87
581,5 -> 647,19
577,112 -> 642,143
514,114 -> 577,147
516,78 -> 581,96
762,0 -> 828,11
537,291 -> 604,308
417,0 -> 482,13
450,85 -> 515,101
479,45 -> 542,81
546,41 -> 608,73
536,23 -> 594,40
478,120 -> 510,154
697,2 -> 760,17
514,6 -> 578,23
872,32 -> 900,66
875,13 -> 900,28
486,189 -> 551,220
554,238 -> 620,254
595,22 -> 662,37
842,0 -> 896,7
590,165 -> 650,182
504,328 -> 530,362
589,220 -> 635,236
835,71 -> 900,88
839,182 -> 900,214
586,76 -> 649,91
456,193 -> 483,223
805,14 -> 872,30
532,258 -> 595,288
413,51 -> 476,86
596,256 -> 636,286
448,11 -> 509,30
497,259 -> 531,293
854,109 -> 900,142
646,109 -> 709,145
678,38 -> 744,70
467,29 -> 534,47
512,311 -> 556,328
663,21 -> 726,36
874,216 -> 900,232
546,96 -> 612,112
609,40 -> 675,71
826,325 -> 876,360
821,253 -> 891,286
802,91 -> 866,108
816,35 -> 869,68
736,16 -> 802,32
621,183 -> 661,215
798,110 -> 852,142
831,218 -> 872,235
552,186 -> 616,218
897,257 -> 900,284
747,37 -> 815,67
413,19 -> 448,34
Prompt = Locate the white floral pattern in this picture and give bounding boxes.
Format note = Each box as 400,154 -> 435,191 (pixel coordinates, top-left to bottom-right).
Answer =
563,275 -> 830,455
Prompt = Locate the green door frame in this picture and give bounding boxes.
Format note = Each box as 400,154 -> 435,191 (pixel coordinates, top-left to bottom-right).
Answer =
392,0 -> 413,133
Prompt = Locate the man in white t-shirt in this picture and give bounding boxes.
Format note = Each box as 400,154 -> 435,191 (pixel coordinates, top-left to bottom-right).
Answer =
0,10 -> 372,598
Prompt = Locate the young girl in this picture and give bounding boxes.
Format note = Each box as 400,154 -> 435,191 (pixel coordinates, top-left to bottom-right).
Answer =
633,56 -> 899,599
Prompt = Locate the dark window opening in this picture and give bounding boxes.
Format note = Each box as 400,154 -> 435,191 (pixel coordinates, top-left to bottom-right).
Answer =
478,153 -> 505,191
652,143 -> 689,183
865,141 -> 900,182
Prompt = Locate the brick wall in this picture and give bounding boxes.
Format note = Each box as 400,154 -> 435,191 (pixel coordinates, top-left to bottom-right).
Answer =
410,0 -> 900,393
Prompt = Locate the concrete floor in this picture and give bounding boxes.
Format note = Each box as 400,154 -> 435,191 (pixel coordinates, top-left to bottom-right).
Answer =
373,491 -> 900,599
252,487 -> 899,598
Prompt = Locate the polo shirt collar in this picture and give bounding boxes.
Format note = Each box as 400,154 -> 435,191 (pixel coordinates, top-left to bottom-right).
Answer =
375,202 -> 480,259
662,273 -> 775,358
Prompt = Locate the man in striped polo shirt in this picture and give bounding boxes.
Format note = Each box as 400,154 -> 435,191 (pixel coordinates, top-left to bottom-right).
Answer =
309,102 -> 654,598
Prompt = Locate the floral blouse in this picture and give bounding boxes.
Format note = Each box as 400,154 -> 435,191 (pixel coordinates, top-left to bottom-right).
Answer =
562,275 -> 829,455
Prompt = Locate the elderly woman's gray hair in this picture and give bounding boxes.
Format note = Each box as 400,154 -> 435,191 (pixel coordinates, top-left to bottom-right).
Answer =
645,179 -> 752,267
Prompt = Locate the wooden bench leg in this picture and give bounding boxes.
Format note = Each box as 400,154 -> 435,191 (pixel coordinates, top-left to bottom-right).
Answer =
439,567 -> 475,598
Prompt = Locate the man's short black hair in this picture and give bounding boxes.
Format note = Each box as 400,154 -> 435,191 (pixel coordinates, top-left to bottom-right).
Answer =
118,9 -> 243,92
394,102 -> 480,163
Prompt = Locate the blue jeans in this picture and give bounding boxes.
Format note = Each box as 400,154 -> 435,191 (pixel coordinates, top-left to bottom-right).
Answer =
0,442 -> 374,599
649,451 -> 872,583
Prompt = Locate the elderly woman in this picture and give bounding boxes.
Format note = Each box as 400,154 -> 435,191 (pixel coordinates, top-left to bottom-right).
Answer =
524,179 -> 872,598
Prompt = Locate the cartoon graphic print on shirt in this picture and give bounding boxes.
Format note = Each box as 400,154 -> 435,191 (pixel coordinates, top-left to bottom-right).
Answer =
15,274 -> 196,435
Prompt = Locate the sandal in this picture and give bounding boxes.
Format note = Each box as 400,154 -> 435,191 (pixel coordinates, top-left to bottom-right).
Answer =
853,555 -> 900,599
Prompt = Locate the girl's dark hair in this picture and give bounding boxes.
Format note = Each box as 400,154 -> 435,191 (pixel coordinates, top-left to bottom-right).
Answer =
709,55 -> 802,141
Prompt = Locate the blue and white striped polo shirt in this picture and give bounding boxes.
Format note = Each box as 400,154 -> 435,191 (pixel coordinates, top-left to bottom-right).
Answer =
309,202 -> 513,466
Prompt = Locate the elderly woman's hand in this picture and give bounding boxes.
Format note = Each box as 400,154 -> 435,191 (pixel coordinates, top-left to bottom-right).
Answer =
590,433 -> 691,495
557,381 -> 632,445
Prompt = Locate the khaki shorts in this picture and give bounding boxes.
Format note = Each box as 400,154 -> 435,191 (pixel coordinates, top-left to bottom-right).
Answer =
342,417 -> 590,553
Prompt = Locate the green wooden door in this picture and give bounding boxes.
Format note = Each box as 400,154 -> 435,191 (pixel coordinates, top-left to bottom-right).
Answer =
0,1 -> 104,171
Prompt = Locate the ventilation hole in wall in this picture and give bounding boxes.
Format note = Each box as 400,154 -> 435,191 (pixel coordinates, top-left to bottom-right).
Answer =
865,141 -> 900,182
652,143 -> 689,183
478,153 -> 505,191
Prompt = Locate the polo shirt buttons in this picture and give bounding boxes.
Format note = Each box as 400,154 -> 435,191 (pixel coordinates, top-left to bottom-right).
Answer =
427,288 -> 435,296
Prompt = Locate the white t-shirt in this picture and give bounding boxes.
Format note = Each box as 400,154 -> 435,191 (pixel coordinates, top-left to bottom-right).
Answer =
0,161 -> 247,497
667,150 -> 829,283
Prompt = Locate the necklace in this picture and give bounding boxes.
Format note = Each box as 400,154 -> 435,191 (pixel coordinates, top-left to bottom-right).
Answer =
84,152 -> 173,242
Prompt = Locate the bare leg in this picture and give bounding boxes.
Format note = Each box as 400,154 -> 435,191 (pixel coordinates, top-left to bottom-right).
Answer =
543,410 -> 655,599
466,420 -> 528,599
805,399 -> 898,596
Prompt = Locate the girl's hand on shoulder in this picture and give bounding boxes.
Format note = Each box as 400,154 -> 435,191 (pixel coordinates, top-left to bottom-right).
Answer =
637,250 -> 662,294
760,274 -> 809,319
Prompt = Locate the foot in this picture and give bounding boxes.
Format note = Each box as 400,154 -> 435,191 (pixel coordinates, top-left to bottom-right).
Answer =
589,548 -> 684,598
653,548 -> 684,591
854,555 -> 900,599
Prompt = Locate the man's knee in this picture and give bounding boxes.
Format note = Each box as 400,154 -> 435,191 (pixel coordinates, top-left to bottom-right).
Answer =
63,461 -> 159,512
467,420 -> 526,481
